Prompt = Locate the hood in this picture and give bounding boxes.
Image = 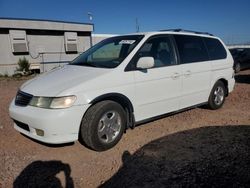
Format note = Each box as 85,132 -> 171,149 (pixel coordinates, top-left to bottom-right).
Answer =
20,65 -> 112,96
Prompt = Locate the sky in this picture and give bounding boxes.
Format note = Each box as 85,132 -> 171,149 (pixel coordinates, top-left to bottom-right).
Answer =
0,0 -> 250,44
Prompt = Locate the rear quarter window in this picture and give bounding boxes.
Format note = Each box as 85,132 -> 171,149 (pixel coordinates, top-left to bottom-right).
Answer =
204,38 -> 227,60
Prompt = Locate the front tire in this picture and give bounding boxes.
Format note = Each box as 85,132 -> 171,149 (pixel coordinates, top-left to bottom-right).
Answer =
207,81 -> 226,110
80,100 -> 126,151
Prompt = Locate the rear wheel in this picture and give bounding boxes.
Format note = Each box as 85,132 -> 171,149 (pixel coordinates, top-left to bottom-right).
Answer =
207,81 -> 226,110
80,100 -> 126,151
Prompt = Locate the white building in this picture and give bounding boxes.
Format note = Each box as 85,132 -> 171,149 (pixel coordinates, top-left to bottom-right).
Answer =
0,18 -> 94,75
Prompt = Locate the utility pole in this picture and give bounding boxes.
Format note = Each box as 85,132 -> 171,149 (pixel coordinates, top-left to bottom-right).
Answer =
88,12 -> 93,22
87,12 -> 93,47
136,18 -> 140,33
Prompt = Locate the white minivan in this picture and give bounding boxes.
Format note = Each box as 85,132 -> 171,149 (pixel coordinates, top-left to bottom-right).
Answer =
9,30 -> 235,151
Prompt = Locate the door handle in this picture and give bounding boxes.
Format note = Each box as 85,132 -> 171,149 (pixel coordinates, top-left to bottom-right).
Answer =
171,73 -> 180,79
184,70 -> 191,77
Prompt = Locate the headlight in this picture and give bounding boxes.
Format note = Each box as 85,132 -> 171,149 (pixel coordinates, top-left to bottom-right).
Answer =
29,96 -> 76,109
50,96 -> 77,109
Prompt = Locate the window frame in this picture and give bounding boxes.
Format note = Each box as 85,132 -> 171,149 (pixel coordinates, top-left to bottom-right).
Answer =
125,34 -> 178,71
173,34 -> 210,65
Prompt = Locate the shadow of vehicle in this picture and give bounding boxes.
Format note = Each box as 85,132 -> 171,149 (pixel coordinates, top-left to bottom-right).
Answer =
14,160 -> 74,188
101,125 -> 250,187
235,74 -> 250,84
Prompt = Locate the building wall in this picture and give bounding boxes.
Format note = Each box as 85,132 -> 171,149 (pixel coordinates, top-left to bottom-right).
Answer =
0,32 -> 16,75
0,31 -> 91,75
26,34 -> 91,72
0,18 -> 93,75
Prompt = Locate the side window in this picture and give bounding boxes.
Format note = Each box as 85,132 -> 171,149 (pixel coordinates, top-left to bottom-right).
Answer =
134,36 -> 176,68
174,35 -> 209,64
204,38 -> 227,60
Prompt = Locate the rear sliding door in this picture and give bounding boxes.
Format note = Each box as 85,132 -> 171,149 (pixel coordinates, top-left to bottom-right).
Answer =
174,35 -> 211,109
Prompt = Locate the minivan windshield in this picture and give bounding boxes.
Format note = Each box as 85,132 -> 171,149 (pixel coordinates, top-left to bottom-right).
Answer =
70,35 -> 144,68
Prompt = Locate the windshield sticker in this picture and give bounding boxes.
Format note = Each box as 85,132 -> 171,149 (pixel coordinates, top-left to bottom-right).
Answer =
119,40 -> 136,45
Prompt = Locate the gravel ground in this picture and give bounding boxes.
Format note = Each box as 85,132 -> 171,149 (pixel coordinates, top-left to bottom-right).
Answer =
0,70 -> 249,188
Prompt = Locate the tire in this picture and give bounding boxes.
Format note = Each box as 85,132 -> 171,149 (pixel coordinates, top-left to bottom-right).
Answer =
80,100 -> 126,151
207,81 -> 226,110
235,62 -> 241,73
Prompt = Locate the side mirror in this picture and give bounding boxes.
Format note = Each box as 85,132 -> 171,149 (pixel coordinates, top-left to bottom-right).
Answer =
136,57 -> 154,69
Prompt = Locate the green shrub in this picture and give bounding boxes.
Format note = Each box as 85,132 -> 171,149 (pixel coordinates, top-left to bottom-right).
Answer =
4,73 -> 9,77
0,72 -> 9,78
17,57 -> 30,72
12,73 -> 22,78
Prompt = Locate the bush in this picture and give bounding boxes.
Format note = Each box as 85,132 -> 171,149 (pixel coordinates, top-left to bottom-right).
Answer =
0,72 -> 9,78
12,73 -> 22,78
17,57 -> 30,72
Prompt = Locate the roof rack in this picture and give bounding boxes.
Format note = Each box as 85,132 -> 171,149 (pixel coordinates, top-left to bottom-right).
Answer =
160,29 -> 213,36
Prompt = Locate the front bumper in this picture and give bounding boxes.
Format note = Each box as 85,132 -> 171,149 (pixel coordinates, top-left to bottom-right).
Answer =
9,99 -> 90,144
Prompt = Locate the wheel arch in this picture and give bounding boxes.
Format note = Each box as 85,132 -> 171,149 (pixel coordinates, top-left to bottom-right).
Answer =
217,78 -> 229,96
89,93 -> 135,129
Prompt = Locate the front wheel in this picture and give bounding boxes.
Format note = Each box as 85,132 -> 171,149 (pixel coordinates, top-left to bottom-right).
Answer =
80,100 -> 126,151
207,81 -> 226,110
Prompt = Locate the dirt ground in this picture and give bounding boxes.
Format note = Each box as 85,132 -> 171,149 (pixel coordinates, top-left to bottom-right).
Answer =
0,70 -> 249,188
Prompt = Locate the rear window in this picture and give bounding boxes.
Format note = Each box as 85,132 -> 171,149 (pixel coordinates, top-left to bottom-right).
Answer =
204,38 -> 227,60
174,35 -> 209,64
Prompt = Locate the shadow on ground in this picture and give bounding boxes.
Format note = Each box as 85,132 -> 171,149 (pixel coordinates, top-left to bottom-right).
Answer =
235,73 -> 250,84
101,125 -> 250,187
14,160 -> 74,188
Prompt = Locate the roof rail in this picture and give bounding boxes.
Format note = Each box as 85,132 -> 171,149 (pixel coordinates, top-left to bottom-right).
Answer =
160,29 -> 213,36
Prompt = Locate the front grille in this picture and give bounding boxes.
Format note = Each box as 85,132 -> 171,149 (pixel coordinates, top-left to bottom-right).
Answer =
15,90 -> 33,107
14,120 -> 30,132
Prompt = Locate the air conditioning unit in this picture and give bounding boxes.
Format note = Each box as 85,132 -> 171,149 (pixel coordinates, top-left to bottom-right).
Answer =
64,32 -> 78,53
9,30 -> 29,53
